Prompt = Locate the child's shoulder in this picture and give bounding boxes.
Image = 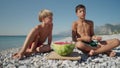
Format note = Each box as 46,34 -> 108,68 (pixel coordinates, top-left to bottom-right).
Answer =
72,21 -> 78,26
34,24 -> 42,30
86,19 -> 93,23
86,19 -> 94,25
73,21 -> 78,24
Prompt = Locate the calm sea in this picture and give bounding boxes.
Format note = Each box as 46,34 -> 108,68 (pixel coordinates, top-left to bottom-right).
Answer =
0,35 -> 66,51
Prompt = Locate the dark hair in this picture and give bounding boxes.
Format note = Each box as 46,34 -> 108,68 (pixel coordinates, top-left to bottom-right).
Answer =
75,4 -> 86,13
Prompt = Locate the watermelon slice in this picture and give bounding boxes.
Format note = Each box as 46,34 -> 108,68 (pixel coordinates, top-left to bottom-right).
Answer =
51,42 -> 75,56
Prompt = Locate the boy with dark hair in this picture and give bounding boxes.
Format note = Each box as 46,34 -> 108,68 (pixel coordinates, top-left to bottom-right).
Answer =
72,4 -> 120,57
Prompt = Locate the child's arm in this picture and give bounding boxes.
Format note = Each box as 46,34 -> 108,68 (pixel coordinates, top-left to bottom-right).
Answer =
72,22 -> 77,42
48,24 -> 53,45
48,33 -> 52,46
72,30 -> 77,42
92,36 -> 102,41
90,21 -> 102,41
76,37 -> 82,41
77,36 -> 92,42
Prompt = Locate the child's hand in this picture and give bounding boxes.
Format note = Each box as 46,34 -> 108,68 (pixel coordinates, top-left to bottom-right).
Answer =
96,36 -> 102,41
92,36 -> 102,41
82,36 -> 92,42
77,38 -> 82,41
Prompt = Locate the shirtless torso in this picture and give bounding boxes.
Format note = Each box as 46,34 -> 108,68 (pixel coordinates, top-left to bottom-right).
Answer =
38,23 -> 53,44
12,9 -> 53,59
72,19 -> 120,57
72,20 -> 94,42
72,4 -> 120,57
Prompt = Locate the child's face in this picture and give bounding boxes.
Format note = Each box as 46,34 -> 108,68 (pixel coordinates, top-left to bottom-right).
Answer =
76,8 -> 86,19
42,15 -> 53,24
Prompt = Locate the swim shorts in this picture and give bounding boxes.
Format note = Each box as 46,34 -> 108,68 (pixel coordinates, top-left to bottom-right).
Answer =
82,40 -> 98,47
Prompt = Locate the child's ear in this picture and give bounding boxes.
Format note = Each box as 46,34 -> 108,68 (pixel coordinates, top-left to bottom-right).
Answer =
76,13 -> 78,16
76,13 -> 77,16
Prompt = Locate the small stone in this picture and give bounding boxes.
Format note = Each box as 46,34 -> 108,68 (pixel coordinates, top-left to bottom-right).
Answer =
34,62 -> 41,67
81,62 -> 86,66
6,64 -> 16,68
19,65 -> 27,68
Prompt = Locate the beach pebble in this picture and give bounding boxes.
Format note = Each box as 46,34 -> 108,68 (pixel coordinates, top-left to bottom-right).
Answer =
0,34 -> 120,68
1,47 -> 120,68
19,65 -> 27,68
0,61 -> 3,68
6,64 -> 16,68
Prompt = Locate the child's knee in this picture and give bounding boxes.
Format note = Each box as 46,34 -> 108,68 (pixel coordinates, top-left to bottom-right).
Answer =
26,48 -> 33,53
75,42 -> 85,49
113,38 -> 120,45
46,46 -> 51,51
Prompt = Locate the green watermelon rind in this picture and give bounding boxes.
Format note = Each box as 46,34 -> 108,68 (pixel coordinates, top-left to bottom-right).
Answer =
52,43 -> 75,56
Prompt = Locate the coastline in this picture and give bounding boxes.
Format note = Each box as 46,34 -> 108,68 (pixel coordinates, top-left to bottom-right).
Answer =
0,34 -> 120,68
0,35 -> 66,51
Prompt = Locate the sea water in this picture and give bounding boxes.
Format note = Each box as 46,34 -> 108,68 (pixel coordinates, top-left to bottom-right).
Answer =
0,35 -> 66,51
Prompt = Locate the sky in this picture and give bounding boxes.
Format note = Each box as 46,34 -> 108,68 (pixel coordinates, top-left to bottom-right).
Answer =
0,0 -> 120,35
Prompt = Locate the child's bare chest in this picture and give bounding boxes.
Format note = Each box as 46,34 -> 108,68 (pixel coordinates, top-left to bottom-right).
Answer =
77,23 -> 90,30
40,28 -> 51,37
77,23 -> 91,35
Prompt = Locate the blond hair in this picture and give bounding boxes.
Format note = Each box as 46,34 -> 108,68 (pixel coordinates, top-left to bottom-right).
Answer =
39,9 -> 53,22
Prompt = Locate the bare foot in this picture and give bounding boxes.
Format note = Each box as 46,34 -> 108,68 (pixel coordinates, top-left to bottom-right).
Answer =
25,48 -> 37,56
36,45 -> 43,52
36,45 -> 51,53
105,51 -> 116,57
89,49 -> 95,56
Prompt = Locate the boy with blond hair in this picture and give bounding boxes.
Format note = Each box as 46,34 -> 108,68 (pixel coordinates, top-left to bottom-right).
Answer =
12,9 -> 53,59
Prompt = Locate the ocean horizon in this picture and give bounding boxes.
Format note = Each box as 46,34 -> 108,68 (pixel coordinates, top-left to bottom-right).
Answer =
0,35 -> 68,51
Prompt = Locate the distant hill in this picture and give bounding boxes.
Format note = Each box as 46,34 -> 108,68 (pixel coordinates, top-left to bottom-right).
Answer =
95,23 -> 120,35
54,23 -> 120,36
54,30 -> 71,37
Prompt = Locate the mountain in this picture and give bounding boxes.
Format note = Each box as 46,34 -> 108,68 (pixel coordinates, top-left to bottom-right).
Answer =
95,23 -> 120,35
55,23 -> 120,36
54,30 -> 71,37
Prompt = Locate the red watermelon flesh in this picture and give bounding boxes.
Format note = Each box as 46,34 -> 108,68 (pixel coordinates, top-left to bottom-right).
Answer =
54,42 -> 71,45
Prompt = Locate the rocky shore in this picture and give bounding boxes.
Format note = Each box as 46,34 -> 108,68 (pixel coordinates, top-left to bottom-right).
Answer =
0,34 -> 120,68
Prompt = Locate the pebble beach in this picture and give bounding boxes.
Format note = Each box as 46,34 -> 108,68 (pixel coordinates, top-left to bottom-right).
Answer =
0,34 -> 120,68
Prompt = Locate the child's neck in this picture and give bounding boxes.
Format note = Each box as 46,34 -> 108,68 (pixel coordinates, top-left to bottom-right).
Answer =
41,22 -> 49,27
78,18 -> 85,23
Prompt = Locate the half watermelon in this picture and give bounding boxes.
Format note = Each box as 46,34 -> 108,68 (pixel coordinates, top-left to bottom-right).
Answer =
51,42 -> 75,56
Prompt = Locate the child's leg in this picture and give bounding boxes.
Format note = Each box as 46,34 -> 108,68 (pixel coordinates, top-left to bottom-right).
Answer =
75,41 -> 97,53
26,35 -> 39,53
89,50 -> 116,57
23,35 -> 40,56
105,50 -> 116,57
36,44 -> 51,53
19,32 -> 38,54
12,28 -> 39,59
89,38 -> 120,56
25,43 -> 38,56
